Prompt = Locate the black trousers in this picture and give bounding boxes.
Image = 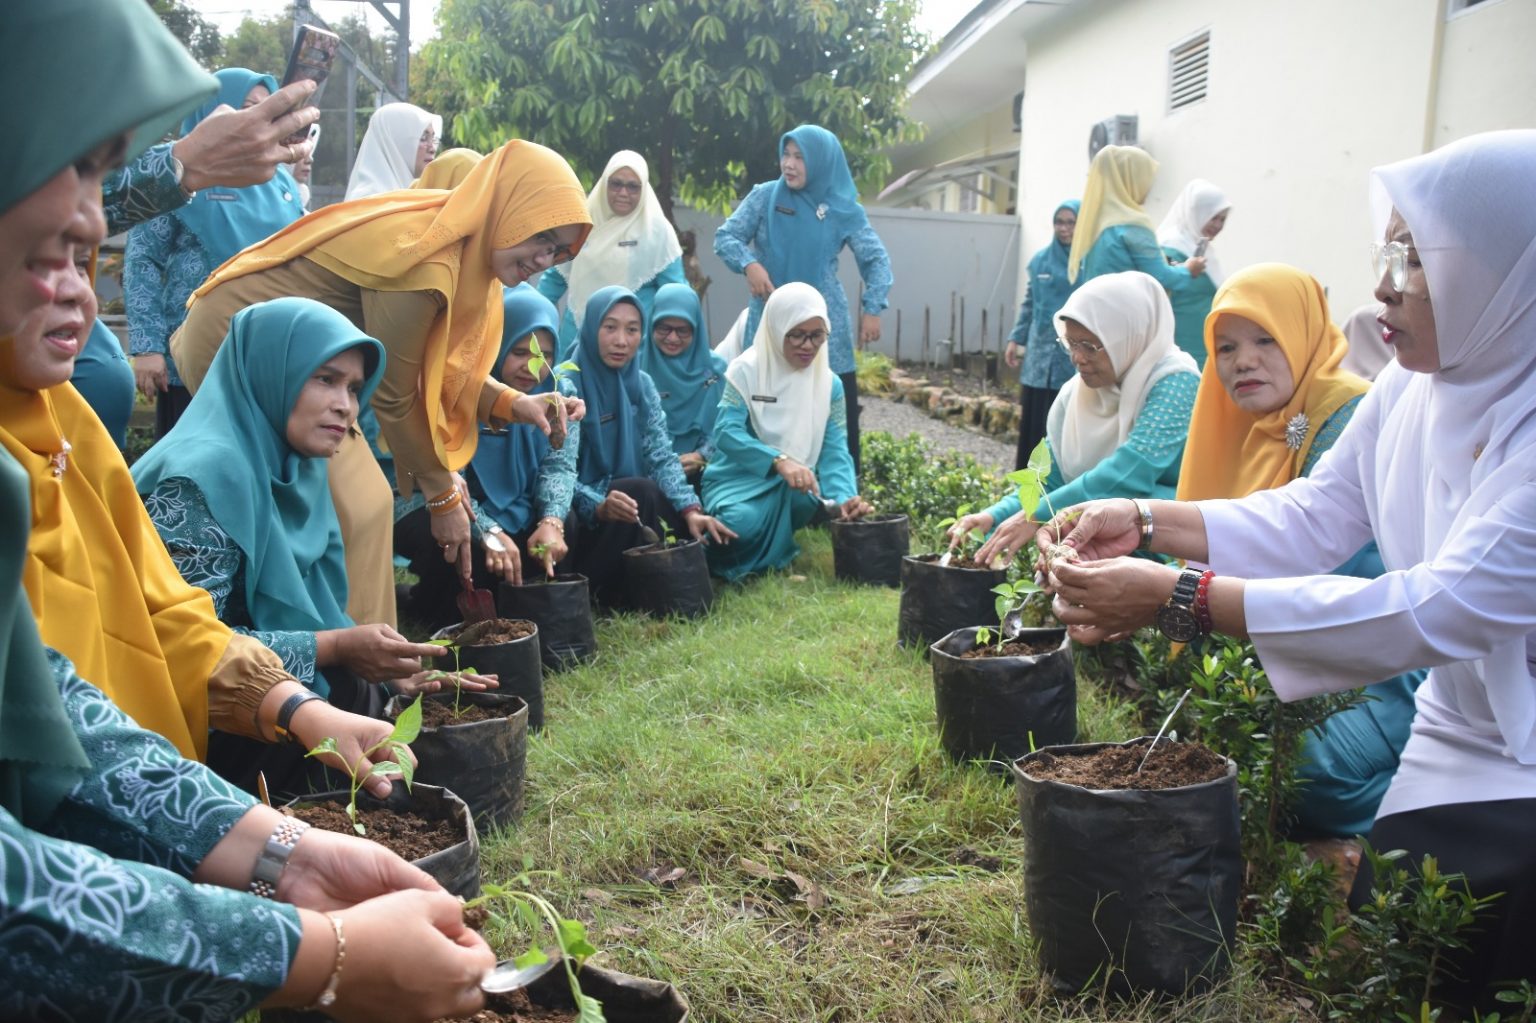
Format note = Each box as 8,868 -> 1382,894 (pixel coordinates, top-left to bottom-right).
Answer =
1015,384 -> 1056,470
153,384 -> 193,440
838,370 -> 862,478
562,476 -> 687,608
1350,798 -> 1536,1013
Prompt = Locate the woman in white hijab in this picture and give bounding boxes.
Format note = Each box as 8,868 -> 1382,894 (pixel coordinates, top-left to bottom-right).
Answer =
537,150 -> 686,358
702,283 -> 870,580
947,271 -> 1200,566
344,102 -> 440,200
1157,178 -> 1232,365
1036,130 -> 1536,1012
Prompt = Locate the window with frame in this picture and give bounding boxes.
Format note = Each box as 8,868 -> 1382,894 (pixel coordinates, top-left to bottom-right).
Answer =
1168,30 -> 1210,111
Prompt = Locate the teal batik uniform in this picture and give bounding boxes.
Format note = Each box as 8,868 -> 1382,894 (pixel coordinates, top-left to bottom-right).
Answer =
538,256 -> 687,360
640,282 -> 726,460
1162,243 -> 1220,366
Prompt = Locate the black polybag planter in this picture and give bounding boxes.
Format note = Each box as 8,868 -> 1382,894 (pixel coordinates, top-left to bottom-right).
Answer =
498,573 -> 597,670
930,626 -> 1075,767
387,690 -> 529,831
897,554 -> 1007,654
1012,740 -> 1241,997
622,539 -> 714,618
829,513 -> 910,587
431,619 -> 544,730
516,961 -> 691,1021
285,782 -> 480,898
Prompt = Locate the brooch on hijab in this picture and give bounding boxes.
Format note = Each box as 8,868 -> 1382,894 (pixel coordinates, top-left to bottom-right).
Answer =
49,438 -> 72,479
1284,413 -> 1310,451
815,203 -> 828,221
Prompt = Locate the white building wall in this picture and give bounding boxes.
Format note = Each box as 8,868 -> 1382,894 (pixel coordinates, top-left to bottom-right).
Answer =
1016,0 -> 1441,320
1433,0 -> 1536,146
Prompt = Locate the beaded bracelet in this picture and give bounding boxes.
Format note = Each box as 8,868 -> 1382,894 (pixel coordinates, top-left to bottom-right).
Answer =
303,915 -> 346,1011
537,516 -> 566,535
1194,569 -> 1216,635
426,489 -> 462,516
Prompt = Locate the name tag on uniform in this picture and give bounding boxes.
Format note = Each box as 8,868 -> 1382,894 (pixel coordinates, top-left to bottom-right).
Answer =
1037,272 -> 1053,281
206,192 -> 237,202
618,239 -> 638,247
658,391 -> 671,399
703,374 -> 719,387
751,394 -> 778,403
599,413 -> 617,424
774,204 -> 796,216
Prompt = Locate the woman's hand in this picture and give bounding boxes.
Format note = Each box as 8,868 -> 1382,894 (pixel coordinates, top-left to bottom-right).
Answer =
133,353 -> 168,399
1185,255 -> 1208,278
1034,499 -> 1141,568
946,511 -> 995,552
324,624 -> 444,683
288,701 -> 414,799
391,670 -> 498,698
482,529 -> 521,585
1047,556 -> 1180,645
679,451 -> 707,476
1003,341 -> 1022,369
839,496 -> 873,521
429,502 -> 473,580
509,393 -> 585,436
774,456 -> 818,495
596,489 -> 640,524
683,508 -> 737,545
744,262 -> 775,299
859,313 -> 881,347
526,519 -> 566,578
277,825 -> 440,912
975,510 -> 1037,568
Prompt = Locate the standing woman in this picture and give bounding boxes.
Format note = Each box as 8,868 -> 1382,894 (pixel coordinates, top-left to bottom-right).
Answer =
1068,145 -> 1205,299
126,68 -> 306,438
703,283 -> 871,582
1004,200 -> 1081,468
641,281 -> 726,481
524,286 -> 735,601
1158,178 -> 1232,364
171,139 -> 592,628
714,124 -> 893,474
345,101 -> 440,199
537,150 -> 685,358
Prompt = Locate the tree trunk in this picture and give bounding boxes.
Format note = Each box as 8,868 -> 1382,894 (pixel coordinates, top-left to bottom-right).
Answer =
658,110 -> 711,299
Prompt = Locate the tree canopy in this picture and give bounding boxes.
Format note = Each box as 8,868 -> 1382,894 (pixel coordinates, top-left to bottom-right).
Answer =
416,0 -> 928,221
147,0 -> 223,68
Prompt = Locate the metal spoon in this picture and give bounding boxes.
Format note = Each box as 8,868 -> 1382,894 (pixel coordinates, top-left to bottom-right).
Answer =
637,524 -> 660,546
481,956 -> 558,994
1000,608 -> 1026,641
1136,687 -> 1193,773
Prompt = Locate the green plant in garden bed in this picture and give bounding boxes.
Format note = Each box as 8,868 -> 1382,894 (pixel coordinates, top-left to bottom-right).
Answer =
304,697 -> 420,835
469,867 -> 605,1022
860,432 -> 1003,549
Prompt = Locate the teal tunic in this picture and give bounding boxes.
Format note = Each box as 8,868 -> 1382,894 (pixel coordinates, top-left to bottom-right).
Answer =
983,371 -> 1200,524
701,377 -> 858,581
1161,245 -> 1219,366
537,256 -> 688,361
1079,224 -> 1203,318
69,320 -> 136,449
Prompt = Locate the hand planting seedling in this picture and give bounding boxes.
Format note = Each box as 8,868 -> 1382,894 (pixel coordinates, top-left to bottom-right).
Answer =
469,869 -> 606,1022
937,503 -> 986,566
526,350 -> 581,449
424,637 -> 480,719
304,696 -> 421,835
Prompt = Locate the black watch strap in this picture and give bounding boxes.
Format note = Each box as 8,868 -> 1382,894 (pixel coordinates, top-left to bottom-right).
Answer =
274,691 -> 325,744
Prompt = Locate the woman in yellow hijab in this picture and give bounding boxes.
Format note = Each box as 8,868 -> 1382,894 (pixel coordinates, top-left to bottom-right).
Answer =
412,147 -> 483,190
1175,262 -> 1423,838
173,139 -> 592,625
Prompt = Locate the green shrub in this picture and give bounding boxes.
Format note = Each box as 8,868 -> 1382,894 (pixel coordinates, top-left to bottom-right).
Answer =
859,431 -> 1004,549
854,350 -> 895,396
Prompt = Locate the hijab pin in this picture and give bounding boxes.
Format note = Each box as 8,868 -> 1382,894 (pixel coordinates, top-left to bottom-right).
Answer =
1284,413 -> 1310,451
50,438 -> 72,479
816,203 -> 828,221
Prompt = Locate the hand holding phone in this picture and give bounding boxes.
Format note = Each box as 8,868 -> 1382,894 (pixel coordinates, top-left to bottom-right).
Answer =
280,26 -> 340,145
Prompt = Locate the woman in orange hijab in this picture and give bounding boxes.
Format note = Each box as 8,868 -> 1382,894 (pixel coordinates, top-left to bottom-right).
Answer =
173,139 -> 592,626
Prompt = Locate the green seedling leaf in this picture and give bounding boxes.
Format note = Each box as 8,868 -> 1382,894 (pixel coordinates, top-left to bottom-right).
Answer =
304,737 -> 340,759
514,898 -> 540,932
366,760 -> 399,781
460,666 -> 479,676
426,637 -> 454,648
512,945 -> 550,970
556,918 -> 598,962
345,800 -> 364,836
556,361 -> 580,374
575,993 -> 605,1023
389,695 -> 424,745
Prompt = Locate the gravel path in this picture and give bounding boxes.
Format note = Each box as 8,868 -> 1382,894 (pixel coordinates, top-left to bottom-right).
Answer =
859,395 -> 1015,473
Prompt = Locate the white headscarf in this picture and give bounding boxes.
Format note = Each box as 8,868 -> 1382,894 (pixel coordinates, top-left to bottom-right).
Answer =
713,308 -> 749,363
724,283 -> 833,466
1157,178 -> 1231,284
1340,301 -> 1393,380
547,151 -> 682,328
1368,130 -> 1536,762
344,102 -> 441,200
1046,271 -> 1198,481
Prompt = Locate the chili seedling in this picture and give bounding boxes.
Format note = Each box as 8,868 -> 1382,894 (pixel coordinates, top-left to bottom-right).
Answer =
304,696 -> 421,835
468,869 -> 606,1022
425,637 -> 479,718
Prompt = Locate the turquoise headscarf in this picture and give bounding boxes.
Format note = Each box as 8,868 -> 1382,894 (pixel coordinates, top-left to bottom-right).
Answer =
131,299 -> 385,665
174,69 -> 306,268
639,282 -> 725,455
1,0 -> 215,213
761,125 -> 871,296
571,286 -> 645,486
471,285 -> 559,534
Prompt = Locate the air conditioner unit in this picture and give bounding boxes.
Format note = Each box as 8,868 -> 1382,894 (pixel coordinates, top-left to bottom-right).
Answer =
1088,115 -> 1139,161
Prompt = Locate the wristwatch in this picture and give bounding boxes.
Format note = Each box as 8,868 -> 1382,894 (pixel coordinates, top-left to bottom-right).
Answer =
273,690 -> 325,744
483,529 -> 507,553
1155,567 -> 1205,642
168,148 -> 196,199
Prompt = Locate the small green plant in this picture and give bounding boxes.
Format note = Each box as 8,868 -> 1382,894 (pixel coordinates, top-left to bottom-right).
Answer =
304,697 -> 421,835
467,866 -> 605,1022
525,351 -> 581,447
974,625 -> 995,648
425,637 -> 479,718
657,518 -> 680,547
936,502 -> 985,560
854,350 -> 894,396
859,432 -> 1004,549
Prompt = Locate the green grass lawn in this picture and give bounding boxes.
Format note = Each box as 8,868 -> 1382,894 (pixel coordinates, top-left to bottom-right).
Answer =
471,531 -> 1309,1023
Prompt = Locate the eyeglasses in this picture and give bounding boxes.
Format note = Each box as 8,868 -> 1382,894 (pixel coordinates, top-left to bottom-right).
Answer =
1370,240 -> 1413,292
654,324 -> 694,340
1052,216 -> 1076,228
607,179 -> 642,194
784,328 -> 828,348
418,131 -> 437,147
1057,335 -> 1105,356
532,230 -> 576,263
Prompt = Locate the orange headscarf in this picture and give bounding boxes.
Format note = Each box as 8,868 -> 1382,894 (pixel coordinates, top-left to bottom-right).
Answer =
412,147 -> 483,190
0,344 -> 227,758
190,139 -> 591,472
1176,263 -> 1369,501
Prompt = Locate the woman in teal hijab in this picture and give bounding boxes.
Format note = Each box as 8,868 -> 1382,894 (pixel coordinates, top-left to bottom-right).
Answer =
714,124 -> 893,474
640,281 -> 725,482
132,297 -> 457,792
1005,199 -> 1081,468
126,68 -> 307,439
525,286 -> 735,602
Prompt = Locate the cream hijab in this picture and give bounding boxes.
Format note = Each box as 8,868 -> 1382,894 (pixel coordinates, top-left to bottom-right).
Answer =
1367,130 -> 1536,763
549,150 -> 682,327
1067,145 -> 1158,283
345,102 -> 442,200
1046,271 -> 1198,481
724,283 -> 833,466
1157,178 -> 1231,284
